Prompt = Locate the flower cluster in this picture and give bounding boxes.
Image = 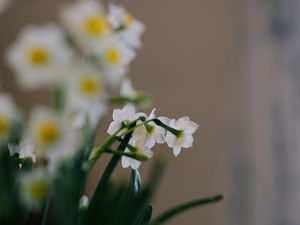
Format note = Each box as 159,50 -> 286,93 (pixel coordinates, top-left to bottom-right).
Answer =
105,104 -> 199,170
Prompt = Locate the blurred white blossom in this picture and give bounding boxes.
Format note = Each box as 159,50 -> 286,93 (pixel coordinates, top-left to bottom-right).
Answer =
108,3 -> 145,48
19,169 -> 50,209
5,24 -> 73,89
120,78 -> 137,98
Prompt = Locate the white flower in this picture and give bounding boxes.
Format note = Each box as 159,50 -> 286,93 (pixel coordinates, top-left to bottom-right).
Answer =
120,78 -> 137,98
0,93 -> 20,144
6,24 -> 73,89
60,0 -> 111,49
94,36 -> 135,86
133,109 -> 166,149
65,65 -> 107,128
24,106 -> 79,163
121,136 -> 153,170
107,104 -> 144,135
19,169 -> 50,209
8,142 -> 36,162
165,117 -> 199,157
108,3 -> 145,48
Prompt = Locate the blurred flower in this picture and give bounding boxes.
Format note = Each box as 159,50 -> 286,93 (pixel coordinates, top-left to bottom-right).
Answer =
24,107 -> 79,163
60,0 -> 111,49
5,24 -> 73,89
107,104 -> 144,135
94,36 -> 135,86
19,169 -> 50,209
0,93 -> 19,144
133,109 -> 166,148
108,3 -> 145,48
121,135 -> 153,170
120,78 -> 137,98
65,66 -> 107,128
166,117 -> 199,157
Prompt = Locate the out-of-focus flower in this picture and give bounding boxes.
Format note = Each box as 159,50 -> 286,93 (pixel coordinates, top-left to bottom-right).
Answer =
79,195 -> 89,209
19,169 -> 50,209
24,107 -> 79,162
120,78 -> 137,98
165,117 -> 199,157
108,3 -> 145,48
133,109 -> 166,148
60,0 -> 111,49
0,93 -> 19,144
94,37 -> 135,86
65,66 -> 107,128
107,104 -> 144,135
121,135 -> 153,170
5,24 -> 73,89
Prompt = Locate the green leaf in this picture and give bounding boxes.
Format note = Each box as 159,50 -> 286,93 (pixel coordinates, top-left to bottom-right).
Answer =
134,205 -> 153,225
149,194 -> 224,225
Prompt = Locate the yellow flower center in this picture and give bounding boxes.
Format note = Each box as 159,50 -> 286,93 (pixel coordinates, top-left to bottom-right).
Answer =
124,13 -> 134,26
85,15 -> 109,36
28,47 -> 49,66
29,181 -> 48,200
0,116 -> 11,136
36,121 -> 60,146
80,76 -> 103,96
105,48 -> 120,65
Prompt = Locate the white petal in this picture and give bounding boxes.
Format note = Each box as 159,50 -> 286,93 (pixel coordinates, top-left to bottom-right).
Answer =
145,137 -> 156,149
148,108 -> 156,120
130,159 -> 141,170
121,156 -> 131,168
166,132 -> 177,148
176,116 -> 199,134
181,133 -> 194,148
107,121 -> 121,135
173,146 -> 182,157
122,104 -> 136,119
112,109 -> 124,122
158,116 -> 171,125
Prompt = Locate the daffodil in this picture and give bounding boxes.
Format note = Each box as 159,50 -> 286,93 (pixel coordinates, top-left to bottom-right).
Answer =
107,104 -> 144,135
65,66 -> 107,128
133,109 -> 166,148
165,117 -> 199,157
19,169 -> 50,209
60,0 -> 111,49
108,3 -> 145,48
8,142 -> 36,163
121,135 -> 153,170
5,24 -> 73,89
94,37 -> 135,86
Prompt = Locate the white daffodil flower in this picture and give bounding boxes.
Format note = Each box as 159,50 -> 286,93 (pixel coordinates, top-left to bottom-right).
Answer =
5,24 -> 73,89
165,117 -> 199,157
120,78 -> 137,98
65,66 -> 107,128
8,142 -> 36,163
133,109 -> 166,149
108,3 -> 145,49
24,107 -> 79,164
121,136 -> 153,170
94,37 -> 135,86
0,93 -> 20,144
107,104 -> 144,135
19,169 -> 50,209
60,0 -> 111,49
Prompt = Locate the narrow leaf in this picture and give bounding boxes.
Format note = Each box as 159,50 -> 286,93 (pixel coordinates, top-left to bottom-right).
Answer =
134,205 -> 153,225
149,194 -> 224,225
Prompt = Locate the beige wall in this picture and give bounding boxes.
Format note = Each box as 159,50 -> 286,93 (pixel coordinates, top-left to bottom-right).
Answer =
0,0 -> 239,224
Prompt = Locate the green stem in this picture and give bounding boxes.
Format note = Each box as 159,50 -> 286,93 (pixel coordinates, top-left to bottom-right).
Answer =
52,86 -> 65,113
149,194 -> 224,225
152,119 -> 181,137
104,149 -> 148,161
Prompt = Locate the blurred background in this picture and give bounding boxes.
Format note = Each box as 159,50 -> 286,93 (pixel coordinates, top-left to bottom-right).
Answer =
2,0 -> 300,225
